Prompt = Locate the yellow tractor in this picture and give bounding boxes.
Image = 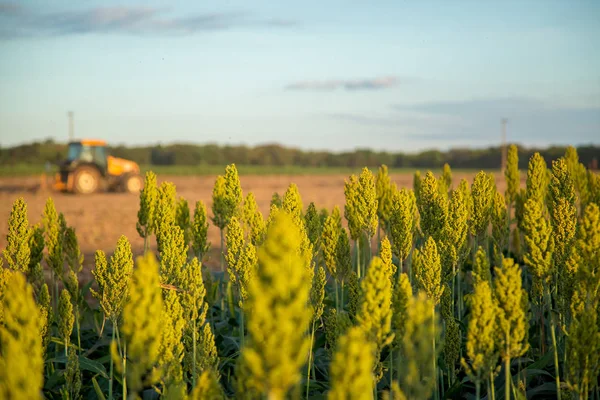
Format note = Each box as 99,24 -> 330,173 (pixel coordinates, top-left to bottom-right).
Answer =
53,139 -> 143,194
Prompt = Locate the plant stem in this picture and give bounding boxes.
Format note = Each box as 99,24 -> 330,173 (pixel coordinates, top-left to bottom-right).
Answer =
476,380 -> 481,400
305,320 -> 316,399
334,280 -> 339,313
122,338 -> 127,400
109,326 -> 115,400
489,370 -> 496,400
432,305 -> 438,400
341,280 -> 345,310
547,292 -> 562,400
192,318 -> 197,388
220,229 -> 224,272
356,240 -> 361,279
390,348 -> 394,386
505,357 -> 510,400
240,300 -> 245,348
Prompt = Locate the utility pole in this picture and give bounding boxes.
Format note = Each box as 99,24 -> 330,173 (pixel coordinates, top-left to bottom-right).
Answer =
68,111 -> 74,141
501,118 -> 508,173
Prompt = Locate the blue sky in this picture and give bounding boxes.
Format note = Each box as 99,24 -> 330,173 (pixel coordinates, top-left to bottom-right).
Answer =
0,0 -> 599,152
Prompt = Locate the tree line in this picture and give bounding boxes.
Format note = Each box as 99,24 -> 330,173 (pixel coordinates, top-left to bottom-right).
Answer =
1,138 -> 598,170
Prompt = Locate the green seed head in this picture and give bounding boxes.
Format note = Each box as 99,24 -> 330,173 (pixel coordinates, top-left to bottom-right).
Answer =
136,171 -> 158,238
175,196 -> 191,246
3,197 -> 31,273
191,200 -> 211,258
505,144 -> 520,204
470,171 -> 495,238
376,164 -> 397,232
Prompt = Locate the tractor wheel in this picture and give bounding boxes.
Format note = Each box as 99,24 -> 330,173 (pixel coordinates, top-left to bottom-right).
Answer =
124,174 -> 143,194
73,166 -> 100,194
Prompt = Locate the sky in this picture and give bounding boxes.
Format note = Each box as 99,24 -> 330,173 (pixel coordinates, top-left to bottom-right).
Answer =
0,0 -> 599,153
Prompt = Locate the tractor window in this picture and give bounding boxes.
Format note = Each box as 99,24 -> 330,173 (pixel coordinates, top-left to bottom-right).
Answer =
79,146 -> 94,162
67,143 -> 82,161
93,146 -> 107,167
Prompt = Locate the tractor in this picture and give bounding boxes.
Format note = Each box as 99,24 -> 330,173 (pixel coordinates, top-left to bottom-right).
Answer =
53,139 -> 143,194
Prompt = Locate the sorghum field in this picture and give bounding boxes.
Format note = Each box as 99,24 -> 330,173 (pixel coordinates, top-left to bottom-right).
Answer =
0,145 -> 599,399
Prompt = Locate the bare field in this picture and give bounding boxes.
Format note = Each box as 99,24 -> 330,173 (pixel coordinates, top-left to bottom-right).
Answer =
0,171 -> 511,283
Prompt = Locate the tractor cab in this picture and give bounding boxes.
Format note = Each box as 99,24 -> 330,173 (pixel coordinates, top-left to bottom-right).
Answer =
54,139 -> 143,194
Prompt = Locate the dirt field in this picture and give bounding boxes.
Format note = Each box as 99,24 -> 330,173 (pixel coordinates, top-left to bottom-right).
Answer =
0,172 -> 510,283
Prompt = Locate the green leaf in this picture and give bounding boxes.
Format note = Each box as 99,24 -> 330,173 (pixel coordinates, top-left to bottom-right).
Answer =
78,355 -> 109,379
92,377 -> 107,400
526,382 -> 557,398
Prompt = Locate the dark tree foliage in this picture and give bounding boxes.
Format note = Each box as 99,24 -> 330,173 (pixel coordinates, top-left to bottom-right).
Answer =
1,140 -> 598,170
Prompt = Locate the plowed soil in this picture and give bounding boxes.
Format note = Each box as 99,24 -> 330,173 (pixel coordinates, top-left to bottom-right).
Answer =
0,172 -> 510,283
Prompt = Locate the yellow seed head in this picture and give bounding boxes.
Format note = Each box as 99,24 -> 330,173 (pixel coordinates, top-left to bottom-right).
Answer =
356,256 -> 393,349
344,168 -> 378,240
154,181 -> 177,252
236,211 -> 313,398
493,258 -> 529,360
159,224 -> 187,286
0,272 -> 44,399
243,192 -> 267,246
158,290 -> 186,384
417,172 -> 448,240
461,280 -> 497,385
399,291 -> 441,400
565,304 -> 600,398
548,158 -> 578,268
121,252 -> 164,392
389,188 -> 416,263
91,235 -> 134,324
522,198 -> 554,296
413,237 -> 444,305
282,183 -> 304,224
392,272 -> 412,349
327,326 -> 375,399
526,152 -> 547,203
379,236 -> 396,282
43,197 -> 64,278
191,369 -> 226,399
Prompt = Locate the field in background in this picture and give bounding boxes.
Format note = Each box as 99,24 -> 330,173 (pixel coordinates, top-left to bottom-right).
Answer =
0,162 -> 498,177
0,170 -> 514,284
